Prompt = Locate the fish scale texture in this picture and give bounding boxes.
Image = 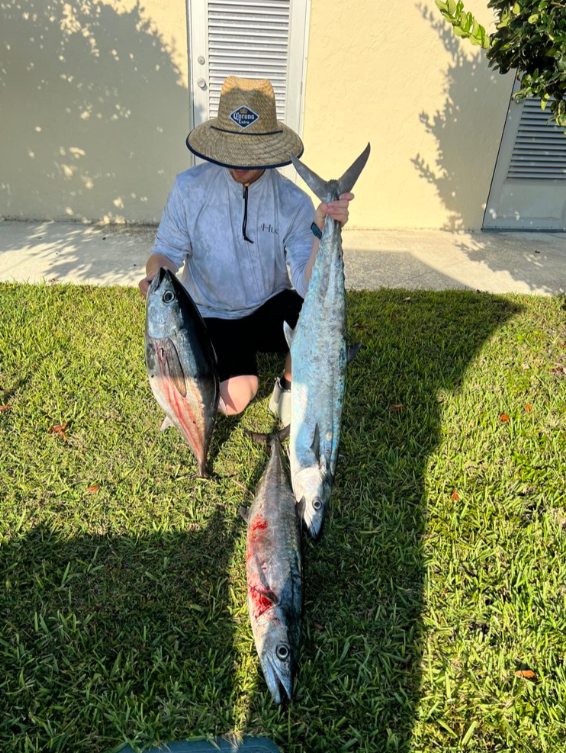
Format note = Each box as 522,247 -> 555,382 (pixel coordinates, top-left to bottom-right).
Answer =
245,440 -> 302,702
145,271 -> 219,476
289,217 -> 347,490
246,447 -> 301,611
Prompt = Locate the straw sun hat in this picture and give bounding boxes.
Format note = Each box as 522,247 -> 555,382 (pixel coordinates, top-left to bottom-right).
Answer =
186,76 -> 304,169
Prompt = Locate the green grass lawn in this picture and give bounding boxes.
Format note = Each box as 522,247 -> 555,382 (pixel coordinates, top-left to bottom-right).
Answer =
1,282 -> 566,753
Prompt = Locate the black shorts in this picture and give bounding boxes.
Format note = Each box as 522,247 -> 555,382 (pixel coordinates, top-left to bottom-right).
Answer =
204,289 -> 303,382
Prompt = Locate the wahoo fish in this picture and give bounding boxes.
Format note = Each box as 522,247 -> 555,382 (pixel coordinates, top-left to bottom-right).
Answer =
145,268 -> 220,477
286,144 -> 371,538
241,428 -> 302,704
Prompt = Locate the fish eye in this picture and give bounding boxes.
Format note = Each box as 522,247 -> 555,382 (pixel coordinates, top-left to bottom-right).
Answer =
312,497 -> 322,511
276,644 -> 290,662
163,291 -> 175,303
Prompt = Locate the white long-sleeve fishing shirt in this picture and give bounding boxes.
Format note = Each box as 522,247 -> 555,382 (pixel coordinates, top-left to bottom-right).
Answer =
150,162 -> 315,319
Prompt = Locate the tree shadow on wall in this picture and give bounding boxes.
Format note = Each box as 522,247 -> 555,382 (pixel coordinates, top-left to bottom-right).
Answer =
412,5 -> 514,231
0,0 -> 191,224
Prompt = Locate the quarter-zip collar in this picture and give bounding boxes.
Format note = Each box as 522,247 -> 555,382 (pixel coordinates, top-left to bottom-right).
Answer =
223,168 -> 268,243
223,167 -> 268,195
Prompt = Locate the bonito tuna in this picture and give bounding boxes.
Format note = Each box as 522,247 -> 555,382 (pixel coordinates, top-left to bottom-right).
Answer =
286,145 -> 371,538
242,428 -> 302,704
145,268 -> 220,477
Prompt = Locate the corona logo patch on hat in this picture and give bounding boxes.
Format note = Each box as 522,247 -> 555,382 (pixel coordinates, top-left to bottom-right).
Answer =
229,106 -> 260,129
186,75 -> 304,169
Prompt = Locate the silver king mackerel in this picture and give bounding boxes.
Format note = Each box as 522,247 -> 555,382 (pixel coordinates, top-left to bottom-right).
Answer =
242,428 -> 302,704
145,269 -> 220,477
286,144 -> 371,538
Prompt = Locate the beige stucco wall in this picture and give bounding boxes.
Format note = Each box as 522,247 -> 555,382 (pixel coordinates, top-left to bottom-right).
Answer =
0,0 -> 191,224
1,0 -> 513,229
303,0 -> 514,229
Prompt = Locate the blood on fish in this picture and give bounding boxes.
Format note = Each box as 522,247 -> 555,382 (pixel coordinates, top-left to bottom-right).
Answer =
156,343 -> 205,460
251,515 -> 268,535
248,586 -> 275,619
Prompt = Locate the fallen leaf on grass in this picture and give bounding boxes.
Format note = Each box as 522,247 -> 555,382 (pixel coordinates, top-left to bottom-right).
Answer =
389,404 -> 404,412
0,404 -> 12,412
499,414 -> 510,424
49,422 -> 68,441
314,623 -> 325,631
515,669 -> 537,681
550,366 -> 565,375
451,489 -> 460,501
403,297 -> 411,302
48,277 -> 59,284
87,486 -> 100,493
525,403 -> 533,412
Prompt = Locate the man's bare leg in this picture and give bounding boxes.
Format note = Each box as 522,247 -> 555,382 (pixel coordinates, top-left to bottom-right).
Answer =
218,375 -> 259,416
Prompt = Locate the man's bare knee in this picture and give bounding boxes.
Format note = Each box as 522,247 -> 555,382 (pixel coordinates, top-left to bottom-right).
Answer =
219,376 -> 258,415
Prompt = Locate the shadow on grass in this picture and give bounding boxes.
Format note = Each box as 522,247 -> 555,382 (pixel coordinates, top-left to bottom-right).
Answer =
0,288 -> 521,753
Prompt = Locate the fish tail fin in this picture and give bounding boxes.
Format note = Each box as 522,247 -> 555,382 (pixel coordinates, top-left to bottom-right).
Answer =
290,144 -> 371,201
245,426 -> 290,447
290,154 -> 329,201
337,143 -> 371,195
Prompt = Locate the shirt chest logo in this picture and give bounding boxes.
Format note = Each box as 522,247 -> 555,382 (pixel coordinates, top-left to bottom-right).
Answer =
229,106 -> 259,130
261,223 -> 279,235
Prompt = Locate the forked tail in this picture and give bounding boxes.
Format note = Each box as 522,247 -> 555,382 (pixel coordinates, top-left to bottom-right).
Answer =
245,425 -> 290,447
290,144 -> 371,203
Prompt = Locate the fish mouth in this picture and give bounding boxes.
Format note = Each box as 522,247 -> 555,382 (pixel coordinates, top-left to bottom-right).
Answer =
261,654 -> 293,705
302,500 -> 325,540
149,266 -> 169,295
306,516 -> 324,540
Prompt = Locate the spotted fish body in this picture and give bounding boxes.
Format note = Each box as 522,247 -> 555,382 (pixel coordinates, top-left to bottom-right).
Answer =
243,429 -> 302,704
286,145 -> 371,538
145,268 -> 220,477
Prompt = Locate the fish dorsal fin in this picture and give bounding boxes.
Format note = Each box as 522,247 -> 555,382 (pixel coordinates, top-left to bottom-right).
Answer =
311,424 -> 321,462
283,321 -> 295,349
163,338 -> 187,397
239,506 -> 250,523
337,143 -> 371,195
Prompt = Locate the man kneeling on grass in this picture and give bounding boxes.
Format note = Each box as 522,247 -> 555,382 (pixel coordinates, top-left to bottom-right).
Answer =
139,75 -> 353,425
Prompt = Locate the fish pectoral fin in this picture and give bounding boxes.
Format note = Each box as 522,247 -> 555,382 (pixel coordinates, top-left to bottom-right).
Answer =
347,341 -> 362,364
283,321 -> 295,350
310,424 -> 321,463
250,584 -> 277,606
239,506 -> 250,523
163,338 -> 187,398
160,416 -> 174,432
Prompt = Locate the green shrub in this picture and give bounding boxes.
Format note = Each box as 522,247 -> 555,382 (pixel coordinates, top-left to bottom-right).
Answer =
436,1 -> 566,127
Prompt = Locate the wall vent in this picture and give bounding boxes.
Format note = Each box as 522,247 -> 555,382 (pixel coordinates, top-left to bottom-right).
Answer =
507,99 -> 566,181
207,0 -> 290,121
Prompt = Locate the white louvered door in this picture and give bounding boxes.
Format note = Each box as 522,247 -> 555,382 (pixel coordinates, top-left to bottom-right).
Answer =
484,79 -> 566,230
187,0 -> 310,179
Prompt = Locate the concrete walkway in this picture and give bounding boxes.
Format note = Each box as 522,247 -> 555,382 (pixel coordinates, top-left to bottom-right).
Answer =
0,220 -> 564,296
